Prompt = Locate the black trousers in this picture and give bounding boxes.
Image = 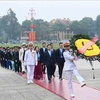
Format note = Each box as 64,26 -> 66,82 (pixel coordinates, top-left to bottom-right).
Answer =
19,61 -> 22,72
1,59 -> 5,68
14,61 -> 19,72
42,64 -> 46,74
52,64 -> 56,76
57,59 -> 64,78
47,64 -> 54,81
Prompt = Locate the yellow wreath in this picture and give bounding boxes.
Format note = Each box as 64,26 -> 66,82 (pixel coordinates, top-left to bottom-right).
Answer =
75,39 -> 100,57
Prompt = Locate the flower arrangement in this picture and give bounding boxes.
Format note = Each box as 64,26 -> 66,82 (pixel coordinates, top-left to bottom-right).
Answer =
69,34 -> 100,62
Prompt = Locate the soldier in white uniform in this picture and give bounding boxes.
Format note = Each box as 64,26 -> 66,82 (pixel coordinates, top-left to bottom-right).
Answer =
24,43 -> 38,84
19,43 -> 26,74
63,41 -> 86,98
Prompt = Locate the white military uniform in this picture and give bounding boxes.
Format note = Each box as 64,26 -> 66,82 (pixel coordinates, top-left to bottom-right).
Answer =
19,47 -> 26,72
24,49 -> 38,83
63,50 -> 84,94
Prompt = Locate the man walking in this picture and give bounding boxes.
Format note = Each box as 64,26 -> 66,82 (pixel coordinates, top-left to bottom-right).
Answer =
63,41 -> 86,97
50,42 -> 56,77
40,42 -> 47,74
24,43 -> 38,84
44,44 -> 56,83
19,43 -> 26,74
56,42 -> 65,80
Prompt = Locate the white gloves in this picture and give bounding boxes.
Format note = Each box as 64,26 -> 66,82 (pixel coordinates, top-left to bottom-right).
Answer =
24,62 -> 27,66
35,61 -> 38,66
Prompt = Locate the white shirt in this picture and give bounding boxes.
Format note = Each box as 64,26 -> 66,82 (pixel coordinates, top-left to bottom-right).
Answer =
48,50 -> 51,56
43,48 -> 45,52
24,49 -> 37,66
19,48 -> 26,61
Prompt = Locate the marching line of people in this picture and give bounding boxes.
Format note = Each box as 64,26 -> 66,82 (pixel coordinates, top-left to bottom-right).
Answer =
0,41 -> 86,98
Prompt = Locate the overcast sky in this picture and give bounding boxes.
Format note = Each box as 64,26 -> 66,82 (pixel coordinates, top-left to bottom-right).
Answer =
0,1 -> 100,24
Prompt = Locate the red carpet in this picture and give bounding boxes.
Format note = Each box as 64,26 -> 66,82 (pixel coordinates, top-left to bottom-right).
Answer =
18,73 -> 100,100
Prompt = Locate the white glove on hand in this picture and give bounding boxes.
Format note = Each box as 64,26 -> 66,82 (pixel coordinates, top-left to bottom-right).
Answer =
24,62 -> 27,66
35,61 -> 38,66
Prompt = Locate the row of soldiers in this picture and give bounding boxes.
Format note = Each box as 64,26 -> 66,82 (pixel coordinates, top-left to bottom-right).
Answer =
0,42 -> 65,81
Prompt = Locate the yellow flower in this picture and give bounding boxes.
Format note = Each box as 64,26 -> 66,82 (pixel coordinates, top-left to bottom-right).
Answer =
75,39 -> 100,56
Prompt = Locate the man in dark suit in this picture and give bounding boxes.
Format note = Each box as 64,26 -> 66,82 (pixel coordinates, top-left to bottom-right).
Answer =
13,47 -> 20,73
40,42 -> 47,74
1,48 -> 5,68
50,42 -> 56,77
0,47 -> 4,67
44,44 -> 56,83
6,48 -> 12,70
56,42 -> 65,81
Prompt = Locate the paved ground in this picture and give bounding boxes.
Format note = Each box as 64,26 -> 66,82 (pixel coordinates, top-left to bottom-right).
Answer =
0,59 -> 100,100
0,67 -> 64,100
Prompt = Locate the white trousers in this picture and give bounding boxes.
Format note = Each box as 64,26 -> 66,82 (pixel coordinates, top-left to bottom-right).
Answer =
27,65 -> 35,82
66,68 -> 84,94
21,62 -> 26,72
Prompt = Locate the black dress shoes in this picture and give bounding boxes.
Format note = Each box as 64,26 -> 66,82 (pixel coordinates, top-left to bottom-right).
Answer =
48,80 -> 51,83
22,71 -> 25,74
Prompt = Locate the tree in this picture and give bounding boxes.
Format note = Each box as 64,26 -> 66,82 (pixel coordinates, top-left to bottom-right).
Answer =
69,17 -> 95,37
0,8 -> 21,42
22,20 -> 31,31
52,21 -> 67,32
33,19 -> 51,40
22,19 -> 51,41
80,17 -> 95,36
96,15 -> 100,38
69,20 -> 82,34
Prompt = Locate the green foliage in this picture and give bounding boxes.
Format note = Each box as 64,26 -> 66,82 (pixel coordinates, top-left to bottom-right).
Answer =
22,19 -> 52,41
69,17 -> 95,36
96,15 -> 100,38
1,8 -> 100,43
69,21 -> 82,34
0,8 -> 21,41
0,43 -> 59,50
52,21 -> 67,32
22,20 -> 31,31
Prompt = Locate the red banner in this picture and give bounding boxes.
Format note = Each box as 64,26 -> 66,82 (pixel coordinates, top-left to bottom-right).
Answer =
30,25 -> 36,29
29,32 -> 36,41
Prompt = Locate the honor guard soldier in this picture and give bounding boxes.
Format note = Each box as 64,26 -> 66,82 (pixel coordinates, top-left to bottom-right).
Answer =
63,41 -> 86,98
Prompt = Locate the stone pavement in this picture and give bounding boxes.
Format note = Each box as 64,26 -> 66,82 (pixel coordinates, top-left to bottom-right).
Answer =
0,67 -> 64,100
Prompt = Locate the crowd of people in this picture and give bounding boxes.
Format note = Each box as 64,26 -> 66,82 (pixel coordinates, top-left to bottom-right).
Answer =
0,41 -> 86,98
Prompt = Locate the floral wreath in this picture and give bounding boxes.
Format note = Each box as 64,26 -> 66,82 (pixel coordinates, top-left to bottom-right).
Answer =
69,34 -> 100,62
69,34 -> 100,79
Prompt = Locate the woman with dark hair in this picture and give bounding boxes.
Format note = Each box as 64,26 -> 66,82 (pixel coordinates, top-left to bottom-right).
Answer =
34,46 -> 43,80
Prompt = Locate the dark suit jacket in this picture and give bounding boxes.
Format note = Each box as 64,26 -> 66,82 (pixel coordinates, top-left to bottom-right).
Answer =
40,48 -> 47,64
7,52 -> 12,60
44,50 -> 56,66
13,51 -> 19,61
56,48 -> 65,64
4,52 -> 8,60
0,50 -> 4,59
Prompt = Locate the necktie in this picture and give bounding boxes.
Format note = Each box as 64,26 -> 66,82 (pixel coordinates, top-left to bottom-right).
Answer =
60,49 -> 63,58
49,51 -> 51,57
43,48 -> 45,52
